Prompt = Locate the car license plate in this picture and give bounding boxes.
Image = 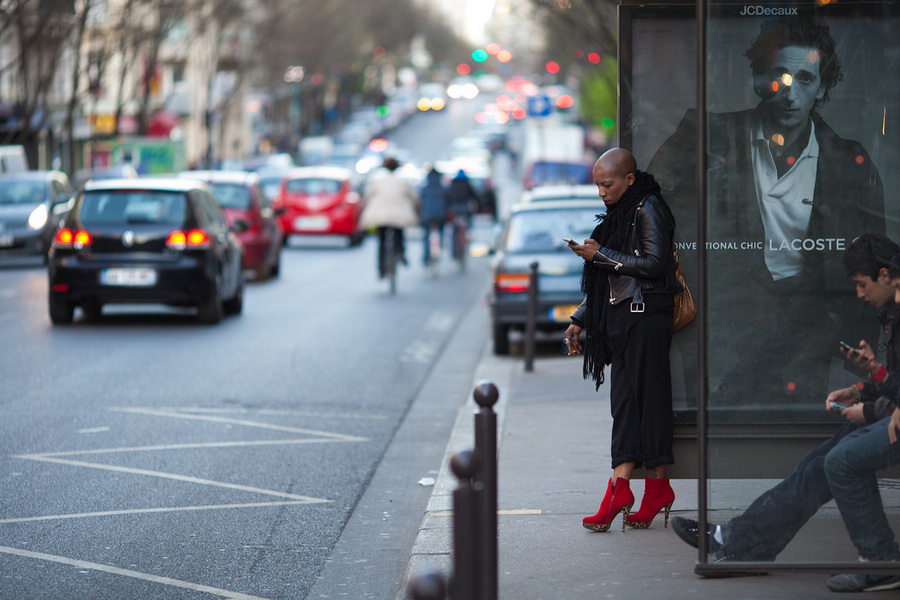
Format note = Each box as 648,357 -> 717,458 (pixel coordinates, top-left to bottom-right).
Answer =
294,216 -> 329,231
101,268 -> 157,286
0,234 -> 13,248
550,304 -> 580,323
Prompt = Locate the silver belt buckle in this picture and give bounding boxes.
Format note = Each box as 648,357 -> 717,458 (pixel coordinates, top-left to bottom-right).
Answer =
630,302 -> 645,313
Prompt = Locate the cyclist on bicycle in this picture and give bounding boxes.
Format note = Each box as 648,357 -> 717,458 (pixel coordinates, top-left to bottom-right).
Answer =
445,169 -> 480,224
445,169 -> 480,262
419,166 -> 447,267
358,157 -> 419,279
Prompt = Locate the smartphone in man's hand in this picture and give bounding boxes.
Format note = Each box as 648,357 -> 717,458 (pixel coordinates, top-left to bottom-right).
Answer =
840,341 -> 861,356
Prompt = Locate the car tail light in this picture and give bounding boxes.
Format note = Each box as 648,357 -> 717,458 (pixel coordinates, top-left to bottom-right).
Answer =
186,229 -> 210,246
494,273 -> 532,294
166,229 -> 211,250
167,231 -> 187,248
54,228 -> 92,249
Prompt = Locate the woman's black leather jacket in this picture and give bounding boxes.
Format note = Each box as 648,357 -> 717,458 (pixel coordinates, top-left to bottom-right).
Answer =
572,194 -> 681,324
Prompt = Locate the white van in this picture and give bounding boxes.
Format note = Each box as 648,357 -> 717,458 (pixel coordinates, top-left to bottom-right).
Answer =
0,145 -> 28,174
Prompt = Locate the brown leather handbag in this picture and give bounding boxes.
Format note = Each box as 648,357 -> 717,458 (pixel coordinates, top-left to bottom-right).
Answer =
672,246 -> 696,333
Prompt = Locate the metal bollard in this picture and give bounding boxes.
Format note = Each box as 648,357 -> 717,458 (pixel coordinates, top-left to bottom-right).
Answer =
524,261 -> 539,372
408,571 -> 447,600
473,382 -> 499,600
449,450 -> 479,600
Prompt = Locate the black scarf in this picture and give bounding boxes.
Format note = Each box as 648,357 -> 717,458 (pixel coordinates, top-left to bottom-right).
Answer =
581,171 -> 662,388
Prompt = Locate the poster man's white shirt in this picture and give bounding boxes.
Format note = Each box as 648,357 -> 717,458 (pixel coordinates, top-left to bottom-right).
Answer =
752,118 -> 820,280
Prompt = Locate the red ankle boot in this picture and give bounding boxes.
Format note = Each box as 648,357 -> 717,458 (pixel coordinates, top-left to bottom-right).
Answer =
583,478 -> 634,532
624,477 -> 675,529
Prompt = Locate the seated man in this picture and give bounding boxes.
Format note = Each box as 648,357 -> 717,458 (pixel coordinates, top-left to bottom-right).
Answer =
822,253 -> 900,592
672,233 -> 900,572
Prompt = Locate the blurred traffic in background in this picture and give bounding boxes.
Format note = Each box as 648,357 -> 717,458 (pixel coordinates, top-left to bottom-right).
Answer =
0,0 -> 614,335
0,4 -> 621,597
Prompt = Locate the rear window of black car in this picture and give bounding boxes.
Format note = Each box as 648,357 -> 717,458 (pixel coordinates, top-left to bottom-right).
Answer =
79,191 -> 187,226
530,162 -> 592,185
285,178 -> 341,194
208,183 -> 252,210
506,207 -> 601,253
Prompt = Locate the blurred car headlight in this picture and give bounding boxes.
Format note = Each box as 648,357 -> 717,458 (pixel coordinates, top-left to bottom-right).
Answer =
356,157 -> 377,174
28,203 -> 49,230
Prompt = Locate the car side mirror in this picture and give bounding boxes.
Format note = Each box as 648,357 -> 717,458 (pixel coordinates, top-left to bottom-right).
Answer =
52,198 -> 74,216
231,220 -> 249,233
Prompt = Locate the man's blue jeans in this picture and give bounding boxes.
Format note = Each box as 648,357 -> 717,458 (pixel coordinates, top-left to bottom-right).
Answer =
825,417 -> 900,562
723,422 -> 856,560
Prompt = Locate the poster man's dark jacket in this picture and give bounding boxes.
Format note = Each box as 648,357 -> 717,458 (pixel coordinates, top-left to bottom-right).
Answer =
649,106 -> 885,296
647,106 -> 886,402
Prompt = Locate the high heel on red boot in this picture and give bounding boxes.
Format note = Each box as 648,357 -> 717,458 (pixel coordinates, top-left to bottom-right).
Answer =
624,477 -> 675,529
583,478 -> 634,532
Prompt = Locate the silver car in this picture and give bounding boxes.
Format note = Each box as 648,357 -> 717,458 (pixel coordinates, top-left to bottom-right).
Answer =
0,170 -> 73,262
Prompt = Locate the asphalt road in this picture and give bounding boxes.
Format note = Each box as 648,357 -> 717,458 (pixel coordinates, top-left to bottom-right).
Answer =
0,221 -> 497,599
0,97 -> 522,599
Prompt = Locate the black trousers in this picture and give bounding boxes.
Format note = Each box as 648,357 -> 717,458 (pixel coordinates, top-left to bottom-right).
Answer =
608,309 -> 675,470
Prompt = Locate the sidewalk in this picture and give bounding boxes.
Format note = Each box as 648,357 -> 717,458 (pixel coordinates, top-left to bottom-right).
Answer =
401,345 -> 900,600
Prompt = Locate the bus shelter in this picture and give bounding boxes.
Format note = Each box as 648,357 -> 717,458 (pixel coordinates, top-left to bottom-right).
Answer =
619,0 -> 900,576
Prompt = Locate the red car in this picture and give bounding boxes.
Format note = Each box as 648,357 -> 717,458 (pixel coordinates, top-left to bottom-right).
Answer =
177,170 -> 283,280
273,166 -> 364,246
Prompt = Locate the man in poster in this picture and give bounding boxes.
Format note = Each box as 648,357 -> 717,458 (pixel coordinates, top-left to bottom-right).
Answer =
649,16 -> 885,405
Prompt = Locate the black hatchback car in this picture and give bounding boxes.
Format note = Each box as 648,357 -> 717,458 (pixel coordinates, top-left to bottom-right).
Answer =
48,178 -> 244,324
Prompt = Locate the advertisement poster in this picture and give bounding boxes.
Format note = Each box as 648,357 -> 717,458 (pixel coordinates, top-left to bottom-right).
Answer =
620,2 -> 900,419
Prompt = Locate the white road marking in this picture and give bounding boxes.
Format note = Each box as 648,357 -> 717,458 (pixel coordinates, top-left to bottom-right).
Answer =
0,546 -> 272,600
424,312 -> 455,332
0,500 -> 313,524
76,426 -> 110,434
21,438 -> 352,458
14,455 -> 331,502
399,339 -> 436,364
109,407 -> 368,442
6,406 -> 365,526
150,407 -> 388,420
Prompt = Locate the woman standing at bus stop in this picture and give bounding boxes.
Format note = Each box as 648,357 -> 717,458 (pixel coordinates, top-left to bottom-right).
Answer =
565,148 -> 681,532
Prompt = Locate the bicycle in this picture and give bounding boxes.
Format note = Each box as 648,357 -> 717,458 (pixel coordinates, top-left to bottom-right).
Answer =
424,221 -> 442,276
450,214 -> 468,272
379,226 -> 402,294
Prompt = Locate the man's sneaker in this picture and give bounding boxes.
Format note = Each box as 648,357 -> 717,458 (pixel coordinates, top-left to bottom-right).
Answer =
826,573 -> 900,592
671,517 -> 765,577
671,517 -> 722,552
